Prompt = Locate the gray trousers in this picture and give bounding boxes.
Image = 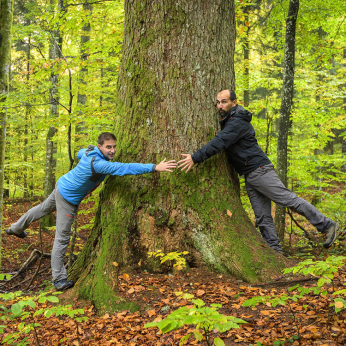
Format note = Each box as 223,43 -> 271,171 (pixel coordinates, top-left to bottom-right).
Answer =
245,164 -> 332,253
9,184 -> 77,283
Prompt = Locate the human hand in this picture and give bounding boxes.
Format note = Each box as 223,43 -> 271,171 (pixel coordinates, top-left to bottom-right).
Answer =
177,154 -> 194,172
155,158 -> 177,172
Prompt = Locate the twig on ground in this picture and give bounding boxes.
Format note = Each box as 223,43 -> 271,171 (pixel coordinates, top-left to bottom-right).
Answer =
287,209 -> 316,246
8,266 -> 50,290
0,250 -> 51,287
253,277 -> 318,288
25,227 -> 45,291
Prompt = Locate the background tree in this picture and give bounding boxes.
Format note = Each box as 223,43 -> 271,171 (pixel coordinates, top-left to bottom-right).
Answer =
0,0 -> 14,264
274,0 -> 299,244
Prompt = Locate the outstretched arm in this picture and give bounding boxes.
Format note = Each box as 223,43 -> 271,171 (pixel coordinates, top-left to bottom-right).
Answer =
177,154 -> 194,172
155,158 -> 177,172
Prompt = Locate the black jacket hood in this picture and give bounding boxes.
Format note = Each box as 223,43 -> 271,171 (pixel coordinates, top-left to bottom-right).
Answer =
220,104 -> 252,128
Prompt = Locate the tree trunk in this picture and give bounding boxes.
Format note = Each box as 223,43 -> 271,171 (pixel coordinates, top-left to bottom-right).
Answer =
42,0 -> 63,226
243,5 -> 250,107
70,0 -> 289,313
340,49 -> 346,173
75,1 -> 92,141
274,0 -> 299,245
0,0 -> 14,265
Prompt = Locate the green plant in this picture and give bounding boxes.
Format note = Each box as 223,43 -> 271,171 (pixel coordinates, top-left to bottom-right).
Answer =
0,290 -> 88,345
242,256 -> 346,315
144,293 -> 246,346
148,250 -> 189,271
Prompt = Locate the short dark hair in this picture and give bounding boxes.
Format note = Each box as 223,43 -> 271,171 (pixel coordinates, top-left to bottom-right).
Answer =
98,132 -> 116,145
229,90 -> 237,101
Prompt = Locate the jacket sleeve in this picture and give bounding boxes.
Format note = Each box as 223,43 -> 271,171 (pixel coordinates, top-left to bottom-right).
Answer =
192,120 -> 245,164
93,160 -> 155,176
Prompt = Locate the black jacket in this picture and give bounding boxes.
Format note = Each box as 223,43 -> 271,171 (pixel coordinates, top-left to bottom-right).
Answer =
192,105 -> 271,175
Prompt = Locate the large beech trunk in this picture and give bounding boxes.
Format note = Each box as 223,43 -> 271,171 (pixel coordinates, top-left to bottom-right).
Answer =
70,0 -> 289,313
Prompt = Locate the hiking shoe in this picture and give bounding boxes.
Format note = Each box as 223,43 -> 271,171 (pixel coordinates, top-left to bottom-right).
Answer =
323,222 -> 339,249
54,280 -> 74,291
5,228 -> 28,239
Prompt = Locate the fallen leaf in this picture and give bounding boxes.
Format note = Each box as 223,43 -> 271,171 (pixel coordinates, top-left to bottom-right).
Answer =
227,209 -> 233,218
335,301 -> 344,309
148,310 -> 156,317
112,262 -> 118,267
196,289 -> 205,297
127,288 -> 135,294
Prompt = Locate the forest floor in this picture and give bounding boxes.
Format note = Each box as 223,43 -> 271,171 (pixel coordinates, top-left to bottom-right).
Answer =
1,199 -> 346,346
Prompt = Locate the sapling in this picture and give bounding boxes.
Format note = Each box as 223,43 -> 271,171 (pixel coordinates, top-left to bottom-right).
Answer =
144,293 -> 246,346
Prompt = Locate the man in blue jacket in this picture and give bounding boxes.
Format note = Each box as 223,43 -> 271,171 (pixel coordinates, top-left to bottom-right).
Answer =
5,132 -> 176,290
178,90 -> 339,254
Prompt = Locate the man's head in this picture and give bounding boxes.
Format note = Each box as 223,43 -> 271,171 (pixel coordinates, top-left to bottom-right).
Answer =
216,90 -> 237,117
97,132 -> 116,160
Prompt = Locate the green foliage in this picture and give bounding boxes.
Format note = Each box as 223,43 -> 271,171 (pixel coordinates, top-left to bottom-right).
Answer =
144,293 -> 246,346
148,250 -> 189,271
242,256 -> 346,316
0,290 -> 87,345
283,256 -> 346,287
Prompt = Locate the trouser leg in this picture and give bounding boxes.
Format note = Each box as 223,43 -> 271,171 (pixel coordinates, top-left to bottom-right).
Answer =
246,164 -> 333,233
51,187 -> 77,283
245,180 -> 282,253
9,190 -> 57,235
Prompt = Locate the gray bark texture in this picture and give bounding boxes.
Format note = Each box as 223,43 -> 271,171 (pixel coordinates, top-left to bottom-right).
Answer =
76,1 -> 92,139
43,0 -> 63,201
0,0 -> 14,258
70,0 -> 289,313
274,0 -> 299,244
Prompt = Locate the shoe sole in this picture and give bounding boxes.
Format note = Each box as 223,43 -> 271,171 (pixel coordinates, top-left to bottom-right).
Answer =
55,283 -> 74,291
5,229 -> 27,239
323,223 -> 339,249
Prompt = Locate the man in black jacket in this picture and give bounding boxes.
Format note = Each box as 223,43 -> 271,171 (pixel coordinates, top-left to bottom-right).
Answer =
178,90 -> 338,254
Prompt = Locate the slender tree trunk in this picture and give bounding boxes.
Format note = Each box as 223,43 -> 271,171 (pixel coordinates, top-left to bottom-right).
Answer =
274,0 -> 299,245
0,0 -> 14,265
70,0 -> 289,313
75,1 -> 92,140
23,36 -> 31,198
42,0 -> 63,226
243,5 -> 250,107
340,49 -> 346,173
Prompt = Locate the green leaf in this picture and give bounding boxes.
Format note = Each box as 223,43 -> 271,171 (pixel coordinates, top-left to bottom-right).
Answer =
46,296 -> 59,303
26,300 -> 36,309
11,303 -> 23,317
179,333 -> 191,345
194,330 -> 203,341
161,320 -> 178,334
44,310 -> 53,318
214,337 -> 225,346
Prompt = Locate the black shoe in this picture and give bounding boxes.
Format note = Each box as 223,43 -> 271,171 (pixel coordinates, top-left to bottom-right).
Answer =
5,228 -> 28,239
54,279 -> 74,291
323,222 -> 339,249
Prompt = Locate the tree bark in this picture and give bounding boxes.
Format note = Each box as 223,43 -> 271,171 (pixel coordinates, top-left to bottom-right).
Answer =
0,0 -> 14,265
243,5 -> 250,107
274,0 -> 299,244
42,0 -> 63,226
75,1 -> 92,140
70,0 -> 289,313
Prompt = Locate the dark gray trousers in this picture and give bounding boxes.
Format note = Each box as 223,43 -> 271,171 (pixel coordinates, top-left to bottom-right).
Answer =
9,184 -> 77,283
245,164 -> 332,252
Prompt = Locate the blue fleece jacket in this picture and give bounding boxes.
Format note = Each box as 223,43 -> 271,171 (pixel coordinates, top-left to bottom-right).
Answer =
58,145 -> 154,205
